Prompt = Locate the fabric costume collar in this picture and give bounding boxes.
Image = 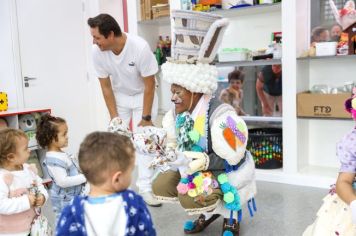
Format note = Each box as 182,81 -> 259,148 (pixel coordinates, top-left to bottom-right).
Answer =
176,95 -> 211,152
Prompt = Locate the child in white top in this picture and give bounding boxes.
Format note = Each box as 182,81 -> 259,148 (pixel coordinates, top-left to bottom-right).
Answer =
56,132 -> 156,236
36,114 -> 86,222
0,128 -> 48,236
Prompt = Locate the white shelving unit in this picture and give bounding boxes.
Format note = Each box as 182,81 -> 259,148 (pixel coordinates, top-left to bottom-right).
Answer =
0,108 -> 52,184
131,0 -> 347,189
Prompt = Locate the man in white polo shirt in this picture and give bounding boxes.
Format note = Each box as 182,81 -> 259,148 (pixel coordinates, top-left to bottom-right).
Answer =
87,13 -> 161,207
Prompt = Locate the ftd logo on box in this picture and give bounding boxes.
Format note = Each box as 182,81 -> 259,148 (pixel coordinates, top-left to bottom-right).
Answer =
314,106 -> 331,116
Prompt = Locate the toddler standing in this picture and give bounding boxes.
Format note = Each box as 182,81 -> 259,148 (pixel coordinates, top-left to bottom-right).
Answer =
0,128 -> 48,236
303,92 -> 356,235
56,132 -> 156,236
36,114 -> 86,222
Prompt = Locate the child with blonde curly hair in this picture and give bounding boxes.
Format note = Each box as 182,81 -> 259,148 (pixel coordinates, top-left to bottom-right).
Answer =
0,128 -> 48,235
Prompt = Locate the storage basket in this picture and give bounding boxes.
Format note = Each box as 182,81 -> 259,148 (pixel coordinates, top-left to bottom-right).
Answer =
247,128 -> 282,169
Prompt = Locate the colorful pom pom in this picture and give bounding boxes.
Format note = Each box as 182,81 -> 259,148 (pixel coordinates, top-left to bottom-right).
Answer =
211,179 -> 219,188
184,221 -> 195,231
193,175 -> 203,187
177,183 -> 189,194
224,192 -> 235,203
188,189 -> 198,197
223,230 -> 233,236
220,182 -> 231,193
218,173 -> 228,184
180,177 -> 189,184
188,182 -> 196,189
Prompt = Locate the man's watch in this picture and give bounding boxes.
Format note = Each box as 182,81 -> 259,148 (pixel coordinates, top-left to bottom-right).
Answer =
142,115 -> 152,121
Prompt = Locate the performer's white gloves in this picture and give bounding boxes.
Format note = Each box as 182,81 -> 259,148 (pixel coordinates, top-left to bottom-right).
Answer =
350,200 -> 356,224
108,117 -> 131,137
182,151 -> 209,175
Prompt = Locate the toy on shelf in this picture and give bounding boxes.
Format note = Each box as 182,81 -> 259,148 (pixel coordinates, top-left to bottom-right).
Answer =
18,114 -> 37,148
193,0 -> 222,11
0,118 -> 8,130
330,0 -> 356,54
0,92 -> 8,112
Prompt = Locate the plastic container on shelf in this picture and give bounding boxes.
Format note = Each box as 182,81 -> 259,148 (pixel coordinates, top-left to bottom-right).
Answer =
247,128 -> 283,169
218,48 -> 250,62
315,42 -> 337,56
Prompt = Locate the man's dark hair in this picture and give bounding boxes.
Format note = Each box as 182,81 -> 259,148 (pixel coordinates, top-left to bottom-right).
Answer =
79,131 -> 134,185
228,69 -> 245,83
87,14 -> 122,38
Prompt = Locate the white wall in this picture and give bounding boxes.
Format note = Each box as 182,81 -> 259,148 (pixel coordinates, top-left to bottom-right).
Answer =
0,0 -> 20,109
221,12 -> 281,51
99,0 -> 124,29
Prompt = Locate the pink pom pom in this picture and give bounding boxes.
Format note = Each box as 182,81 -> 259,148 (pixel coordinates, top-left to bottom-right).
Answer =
188,182 -> 196,189
3,173 -> 13,186
177,183 -> 189,194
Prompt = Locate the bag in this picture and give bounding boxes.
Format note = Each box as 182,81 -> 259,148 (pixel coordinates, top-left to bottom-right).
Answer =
31,211 -> 53,236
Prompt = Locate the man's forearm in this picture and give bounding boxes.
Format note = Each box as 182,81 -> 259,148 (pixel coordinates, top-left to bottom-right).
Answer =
142,76 -> 156,116
103,92 -> 118,119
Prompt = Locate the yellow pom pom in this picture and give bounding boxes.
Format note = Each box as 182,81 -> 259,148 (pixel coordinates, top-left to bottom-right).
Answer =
352,98 -> 356,109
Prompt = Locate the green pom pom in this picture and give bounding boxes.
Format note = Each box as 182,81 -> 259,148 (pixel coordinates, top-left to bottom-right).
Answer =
223,192 -> 235,203
217,173 -> 228,184
188,130 -> 200,143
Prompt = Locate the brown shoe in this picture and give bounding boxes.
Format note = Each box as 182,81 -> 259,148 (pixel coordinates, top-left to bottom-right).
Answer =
184,214 -> 220,234
222,218 -> 240,236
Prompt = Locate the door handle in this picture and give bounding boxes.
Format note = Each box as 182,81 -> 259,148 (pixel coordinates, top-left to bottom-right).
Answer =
24,76 -> 37,81
24,76 -> 37,87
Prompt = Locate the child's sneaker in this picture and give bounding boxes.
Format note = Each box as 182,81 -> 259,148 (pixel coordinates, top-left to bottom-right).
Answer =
141,192 -> 162,207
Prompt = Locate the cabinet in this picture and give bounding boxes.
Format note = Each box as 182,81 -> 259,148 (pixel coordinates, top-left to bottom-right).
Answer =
0,108 -> 52,184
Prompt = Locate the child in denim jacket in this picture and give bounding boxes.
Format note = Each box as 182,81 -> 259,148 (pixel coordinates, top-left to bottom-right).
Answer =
36,114 -> 86,223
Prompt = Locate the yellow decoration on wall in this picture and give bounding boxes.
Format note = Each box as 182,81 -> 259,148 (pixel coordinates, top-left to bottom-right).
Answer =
0,92 -> 8,112
194,115 -> 205,136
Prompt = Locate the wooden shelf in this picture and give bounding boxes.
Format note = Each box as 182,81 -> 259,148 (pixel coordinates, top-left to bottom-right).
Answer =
137,3 -> 281,26
215,58 -> 281,67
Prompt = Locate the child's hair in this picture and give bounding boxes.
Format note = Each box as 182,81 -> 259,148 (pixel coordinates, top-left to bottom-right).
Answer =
36,113 -> 66,148
79,131 -> 135,185
0,128 -> 27,167
311,26 -> 329,43
228,69 -> 245,83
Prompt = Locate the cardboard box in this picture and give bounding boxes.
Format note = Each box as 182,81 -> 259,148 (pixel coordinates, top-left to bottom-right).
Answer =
140,0 -> 168,20
297,92 -> 351,119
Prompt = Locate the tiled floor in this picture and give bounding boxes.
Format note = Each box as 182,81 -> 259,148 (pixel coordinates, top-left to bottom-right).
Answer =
43,179 -> 327,236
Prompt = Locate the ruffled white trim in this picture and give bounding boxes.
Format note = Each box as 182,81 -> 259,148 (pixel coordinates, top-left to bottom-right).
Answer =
161,62 -> 218,95
153,194 -> 179,203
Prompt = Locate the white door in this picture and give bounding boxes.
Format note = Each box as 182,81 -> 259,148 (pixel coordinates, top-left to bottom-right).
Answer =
16,0 -> 95,153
